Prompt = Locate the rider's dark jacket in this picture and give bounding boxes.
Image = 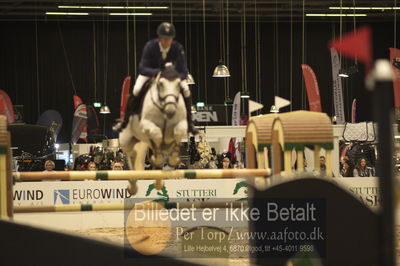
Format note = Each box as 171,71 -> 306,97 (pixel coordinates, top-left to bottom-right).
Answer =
139,39 -> 188,80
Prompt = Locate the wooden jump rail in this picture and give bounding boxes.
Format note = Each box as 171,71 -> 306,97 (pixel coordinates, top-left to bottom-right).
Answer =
14,201 -> 248,213
12,168 -> 271,182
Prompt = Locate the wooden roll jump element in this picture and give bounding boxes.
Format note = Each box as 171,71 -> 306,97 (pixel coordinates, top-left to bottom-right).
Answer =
246,111 -> 334,176
0,115 -> 13,219
14,201 -> 248,213
12,168 -> 271,182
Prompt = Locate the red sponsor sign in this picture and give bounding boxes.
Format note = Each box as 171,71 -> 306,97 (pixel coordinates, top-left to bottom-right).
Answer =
390,48 -> 400,108
73,95 -> 83,109
0,90 -> 15,123
120,76 -> 131,119
301,64 -> 322,112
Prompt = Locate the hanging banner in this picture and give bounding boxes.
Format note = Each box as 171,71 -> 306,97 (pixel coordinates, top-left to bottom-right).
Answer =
351,99 -> 357,123
120,76 -> 131,119
301,64 -> 322,112
71,104 -> 88,144
0,90 -> 15,123
72,95 -> 87,143
231,92 -> 243,164
330,48 -> 345,124
37,110 -> 63,142
73,95 -> 83,109
232,92 -> 241,126
390,48 -> 400,110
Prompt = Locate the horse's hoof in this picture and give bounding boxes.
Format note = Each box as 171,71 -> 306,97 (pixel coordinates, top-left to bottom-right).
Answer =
151,154 -> 163,168
168,156 -> 180,167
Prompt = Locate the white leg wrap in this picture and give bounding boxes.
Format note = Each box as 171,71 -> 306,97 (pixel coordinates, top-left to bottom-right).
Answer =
133,75 -> 150,96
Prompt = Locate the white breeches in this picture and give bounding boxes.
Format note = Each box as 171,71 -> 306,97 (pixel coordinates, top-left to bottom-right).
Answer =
133,75 -> 150,96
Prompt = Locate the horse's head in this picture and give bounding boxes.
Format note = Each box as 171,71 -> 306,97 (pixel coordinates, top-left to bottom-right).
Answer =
156,64 -> 181,119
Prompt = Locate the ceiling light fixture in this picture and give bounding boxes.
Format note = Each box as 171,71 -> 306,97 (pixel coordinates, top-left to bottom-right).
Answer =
329,6 -> 400,10
184,0 -> 195,85
306,13 -> 367,17
45,12 -> 89,15
99,105 -> 111,114
213,0 -> 230,78
109,13 -> 152,16
213,61 -> 231,77
240,91 -> 250,99
338,71 -> 349,78
58,5 -> 168,9
338,65 -> 358,78
270,105 -> 279,113
186,73 -> 195,85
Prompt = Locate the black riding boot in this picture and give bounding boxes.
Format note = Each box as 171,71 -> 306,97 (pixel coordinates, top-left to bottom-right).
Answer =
184,96 -> 199,135
112,94 -> 140,132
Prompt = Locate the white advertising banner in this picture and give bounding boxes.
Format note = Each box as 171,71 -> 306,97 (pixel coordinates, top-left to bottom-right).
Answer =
330,48 -> 345,124
232,92 -> 241,126
333,177 -> 379,209
13,179 -> 248,207
14,177 -> 380,208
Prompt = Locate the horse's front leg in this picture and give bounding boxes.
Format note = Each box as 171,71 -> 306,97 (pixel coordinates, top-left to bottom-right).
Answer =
141,119 -> 163,168
167,120 -> 187,167
173,120 -> 188,143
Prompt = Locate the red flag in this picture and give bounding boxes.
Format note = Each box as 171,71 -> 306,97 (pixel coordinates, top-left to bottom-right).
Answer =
301,64 -> 322,112
329,26 -> 372,70
390,48 -> 400,108
0,90 -> 14,123
120,76 -> 131,119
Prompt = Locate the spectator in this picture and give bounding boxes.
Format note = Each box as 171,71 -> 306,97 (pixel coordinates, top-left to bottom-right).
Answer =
88,162 -> 97,171
340,159 -> 354,177
339,155 -> 349,174
320,155 -> 326,169
44,160 -> 55,172
221,157 -> 231,169
340,155 -> 349,167
314,155 -> 334,177
112,161 -> 124,171
353,158 -> 375,177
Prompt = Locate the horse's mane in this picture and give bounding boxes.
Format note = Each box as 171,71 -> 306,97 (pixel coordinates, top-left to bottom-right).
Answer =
160,66 -> 180,81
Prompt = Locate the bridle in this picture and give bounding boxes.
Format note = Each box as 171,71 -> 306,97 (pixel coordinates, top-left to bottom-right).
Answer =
151,75 -> 180,113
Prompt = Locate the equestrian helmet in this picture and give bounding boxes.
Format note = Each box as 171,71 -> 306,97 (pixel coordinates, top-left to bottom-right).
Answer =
157,22 -> 176,38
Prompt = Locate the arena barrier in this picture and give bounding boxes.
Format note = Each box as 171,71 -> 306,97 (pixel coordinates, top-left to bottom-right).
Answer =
13,201 -> 247,213
12,168 -> 271,182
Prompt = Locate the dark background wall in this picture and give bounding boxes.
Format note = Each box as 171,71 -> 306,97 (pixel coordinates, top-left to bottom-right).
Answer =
0,19 -> 397,143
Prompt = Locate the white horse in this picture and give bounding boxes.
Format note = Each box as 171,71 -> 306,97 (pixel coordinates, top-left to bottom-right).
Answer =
119,65 -> 188,170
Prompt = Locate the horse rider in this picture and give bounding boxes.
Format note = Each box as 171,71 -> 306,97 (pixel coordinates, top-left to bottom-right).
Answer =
114,22 -> 198,135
